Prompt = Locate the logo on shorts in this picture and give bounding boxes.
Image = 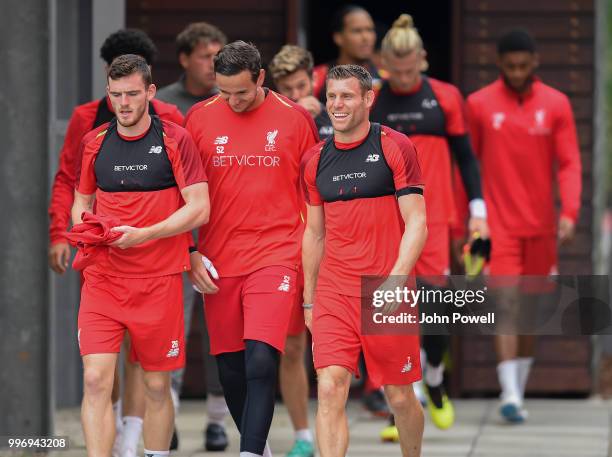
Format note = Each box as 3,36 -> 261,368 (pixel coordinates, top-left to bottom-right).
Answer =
265,130 -> 278,152
166,340 -> 180,358
278,275 -> 291,292
401,356 -> 412,373
148,145 -> 162,154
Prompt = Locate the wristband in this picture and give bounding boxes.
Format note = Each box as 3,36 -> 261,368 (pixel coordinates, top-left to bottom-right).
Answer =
469,198 -> 487,219
302,303 -> 313,309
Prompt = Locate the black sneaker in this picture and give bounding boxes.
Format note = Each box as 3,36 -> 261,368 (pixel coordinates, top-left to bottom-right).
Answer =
362,389 -> 390,418
170,426 -> 179,450
205,423 -> 229,452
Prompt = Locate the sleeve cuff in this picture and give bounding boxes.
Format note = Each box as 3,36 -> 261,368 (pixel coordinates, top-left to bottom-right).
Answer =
469,198 -> 487,219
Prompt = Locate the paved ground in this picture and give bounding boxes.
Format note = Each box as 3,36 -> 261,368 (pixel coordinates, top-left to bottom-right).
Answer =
39,398 -> 612,456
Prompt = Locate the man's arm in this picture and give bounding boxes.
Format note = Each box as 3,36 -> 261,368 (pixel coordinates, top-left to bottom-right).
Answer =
71,190 -> 95,226
302,203 -> 325,331
554,96 -> 582,244
111,182 -> 210,249
389,193 -> 428,276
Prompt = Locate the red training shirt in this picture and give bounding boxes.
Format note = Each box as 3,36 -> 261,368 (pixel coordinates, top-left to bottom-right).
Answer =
185,89 -> 319,277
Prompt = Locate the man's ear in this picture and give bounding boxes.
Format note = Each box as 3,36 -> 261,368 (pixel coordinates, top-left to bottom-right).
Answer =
147,83 -> 157,101
178,52 -> 189,71
257,68 -> 266,87
365,89 -> 375,109
532,53 -> 540,70
333,32 -> 343,49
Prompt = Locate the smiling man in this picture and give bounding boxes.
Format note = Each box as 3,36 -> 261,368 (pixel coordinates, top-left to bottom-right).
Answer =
185,41 -> 318,457
72,54 -> 209,457
302,64 -> 427,457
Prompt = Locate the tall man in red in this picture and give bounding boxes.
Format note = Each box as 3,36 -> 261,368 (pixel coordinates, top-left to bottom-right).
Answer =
302,64 -> 427,457
466,29 -> 582,422
73,55 -> 209,457
185,41 -> 318,457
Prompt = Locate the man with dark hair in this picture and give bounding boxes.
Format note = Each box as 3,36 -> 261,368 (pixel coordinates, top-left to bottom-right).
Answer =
157,21 -> 230,452
466,28 -> 582,423
270,44 -> 333,143
185,40 -> 318,457
312,5 -> 382,102
47,28 -> 184,457
302,64 -> 426,457
73,54 -> 209,457
157,22 -> 227,114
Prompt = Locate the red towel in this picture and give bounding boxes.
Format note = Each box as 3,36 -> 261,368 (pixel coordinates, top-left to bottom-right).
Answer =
65,212 -> 122,270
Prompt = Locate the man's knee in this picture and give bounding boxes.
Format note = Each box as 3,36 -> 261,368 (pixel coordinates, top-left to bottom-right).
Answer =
283,334 -> 305,364
143,373 -> 170,401
384,385 -> 414,413
317,368 -> 350,409
83,367 -> 113,397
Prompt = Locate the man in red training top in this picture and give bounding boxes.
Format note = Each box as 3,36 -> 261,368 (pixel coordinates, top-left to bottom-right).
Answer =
185,41 -> 318,457
49,28 -> 183,274
466,29 -> 581,423
73,54 -> 209,457
302,64 -> 427,457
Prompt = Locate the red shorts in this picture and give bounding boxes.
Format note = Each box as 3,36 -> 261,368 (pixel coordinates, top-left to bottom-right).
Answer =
488,233 -> 558,276
287,267 -> 306,337
312,290 -> 422,386
78,270 -> 185,371
203,265 -> 297,355
415,223 -> 450,277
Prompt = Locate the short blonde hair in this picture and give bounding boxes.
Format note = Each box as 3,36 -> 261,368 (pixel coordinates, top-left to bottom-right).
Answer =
381,14 -> 428,71
268,45 -> 314,82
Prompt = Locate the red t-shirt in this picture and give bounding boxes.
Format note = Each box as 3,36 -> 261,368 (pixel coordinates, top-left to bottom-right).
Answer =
302,123 -> 423,297
184,89 -> 318,277
466,77 -> 582,236
76,117 -> 206,278
49,97 -> 184,244
370,77 -> 468,226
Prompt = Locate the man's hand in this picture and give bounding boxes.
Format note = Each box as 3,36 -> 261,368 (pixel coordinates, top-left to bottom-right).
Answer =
468,216 -> 489,241
376,274 -> 408,315
304,308 -> 313,332
110,226 -> 151,249
298,96 -> 322,118
558,216 -> 576,245
49,242 -> 71,274
188,251 -> 220,294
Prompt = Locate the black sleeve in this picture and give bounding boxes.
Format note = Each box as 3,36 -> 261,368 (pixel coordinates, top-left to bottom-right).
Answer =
448,134 -> 483,201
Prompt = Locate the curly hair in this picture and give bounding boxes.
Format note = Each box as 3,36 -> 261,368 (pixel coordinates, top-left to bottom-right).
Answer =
100,29 -> 158,66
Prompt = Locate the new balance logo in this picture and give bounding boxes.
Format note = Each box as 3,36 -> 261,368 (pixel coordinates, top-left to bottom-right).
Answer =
214,136 -> 229,145
365,154 -> 380,163
278,275 -> 291,292
401,356 -> 412,373
166,340 -> 179,358
148,145 -> 162,154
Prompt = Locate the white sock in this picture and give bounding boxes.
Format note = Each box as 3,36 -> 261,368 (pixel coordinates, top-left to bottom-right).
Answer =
144,450 -> 169,456
425,362 -> 444,387
240,453 -> 262,457
420,348 -> 427,368
207,394 -> 228,426
122,416 -> 143,453
263,441 -> 273,457
517,357 -> 533,401
295,428 -> 313,443
497,360 -> 521,404
170,386 -> 180,417
113,400 -> 123,432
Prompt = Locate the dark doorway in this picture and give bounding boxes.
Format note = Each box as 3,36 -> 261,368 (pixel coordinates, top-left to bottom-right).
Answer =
307,1 -> 453,83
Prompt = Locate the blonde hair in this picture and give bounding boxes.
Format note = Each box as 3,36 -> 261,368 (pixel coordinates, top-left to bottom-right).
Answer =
381,14 -> 428,71
268,45 -> 314,82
